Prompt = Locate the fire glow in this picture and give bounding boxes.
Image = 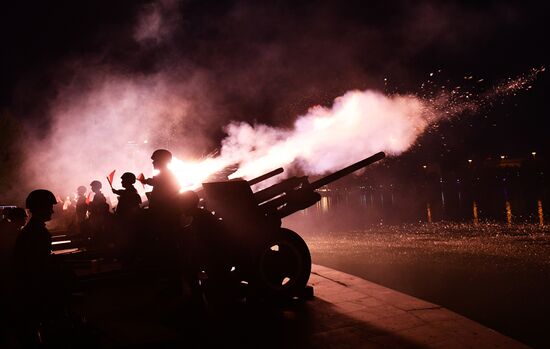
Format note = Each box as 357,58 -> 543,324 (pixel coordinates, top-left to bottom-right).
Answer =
168,156 -> 230,191
161,90 -> 436,192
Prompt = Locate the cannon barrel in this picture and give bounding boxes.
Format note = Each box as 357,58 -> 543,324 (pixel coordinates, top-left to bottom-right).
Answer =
247,167 -> 284,186
258,152 -> 385,218
310,151 -> 385,190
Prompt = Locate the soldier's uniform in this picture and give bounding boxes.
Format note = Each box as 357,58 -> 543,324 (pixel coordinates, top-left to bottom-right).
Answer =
14,218 -> 52,287
88,181 -> 107,218
75,188 -> 88,223
144,171 -> 180,210
113,186 -> 141,217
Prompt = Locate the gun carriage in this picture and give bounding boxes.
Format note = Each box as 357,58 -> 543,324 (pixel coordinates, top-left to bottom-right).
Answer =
194,151 -> 385,300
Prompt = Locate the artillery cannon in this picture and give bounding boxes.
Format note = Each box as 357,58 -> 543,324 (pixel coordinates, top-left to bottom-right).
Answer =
195,151 -> 385,301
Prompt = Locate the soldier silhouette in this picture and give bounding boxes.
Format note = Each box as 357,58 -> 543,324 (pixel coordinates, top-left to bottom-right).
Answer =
88,180 -> 107,217
13,190 -> 58,344
14,191 -> 56,286
75,185 -> 88,223
112,172 -> 142,217
137,149 -> 181,268
140,149 -> 180,210
110,173 -> 142,262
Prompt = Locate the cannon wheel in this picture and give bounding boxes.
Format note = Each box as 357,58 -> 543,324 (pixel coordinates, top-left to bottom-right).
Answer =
254,228 -> 311,299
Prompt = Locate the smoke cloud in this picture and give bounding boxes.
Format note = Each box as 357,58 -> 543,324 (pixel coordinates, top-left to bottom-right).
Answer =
22,70 -> 221,197
220,90 -> 435,179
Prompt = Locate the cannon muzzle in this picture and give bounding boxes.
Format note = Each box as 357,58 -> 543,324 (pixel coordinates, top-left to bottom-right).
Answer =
255,151 -> 385,218
311,151 -> 385,189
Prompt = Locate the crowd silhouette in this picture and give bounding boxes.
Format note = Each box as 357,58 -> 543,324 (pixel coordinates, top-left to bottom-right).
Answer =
0,147 -> 320,348
0,149 -> 209,347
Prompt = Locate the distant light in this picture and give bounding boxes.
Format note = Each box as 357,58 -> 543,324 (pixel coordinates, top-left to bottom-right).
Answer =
468,159 -> 473,163
532,151 -> 537,156
422,165 -> 427,169
500,155 -> 505,159
144,140 -> 148,144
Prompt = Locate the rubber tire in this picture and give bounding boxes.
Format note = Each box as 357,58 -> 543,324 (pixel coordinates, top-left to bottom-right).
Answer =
254,228 -> 312,299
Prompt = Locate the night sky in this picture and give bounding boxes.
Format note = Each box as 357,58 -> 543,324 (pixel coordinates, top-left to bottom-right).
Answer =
1,0 -> 549,164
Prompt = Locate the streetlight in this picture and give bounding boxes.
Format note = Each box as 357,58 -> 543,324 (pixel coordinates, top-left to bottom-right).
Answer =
468,159 -> 473,164
532,151 -> 537,159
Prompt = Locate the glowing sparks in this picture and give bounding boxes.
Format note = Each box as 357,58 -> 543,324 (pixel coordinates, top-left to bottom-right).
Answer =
425,66 -> 545,119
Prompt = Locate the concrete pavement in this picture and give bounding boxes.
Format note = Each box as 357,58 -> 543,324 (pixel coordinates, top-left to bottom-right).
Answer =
307,264 -> 529,348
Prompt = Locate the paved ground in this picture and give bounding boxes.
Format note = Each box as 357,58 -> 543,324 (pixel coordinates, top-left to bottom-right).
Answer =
307,264 -> 529,348
4,256 -> 528,348
48,263 -> 529,348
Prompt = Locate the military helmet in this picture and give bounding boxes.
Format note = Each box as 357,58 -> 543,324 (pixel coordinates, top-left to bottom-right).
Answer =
121,172 -> 136,183
26,189 -> 58,210
151,149 -> 172,162
90,180 -> 102,189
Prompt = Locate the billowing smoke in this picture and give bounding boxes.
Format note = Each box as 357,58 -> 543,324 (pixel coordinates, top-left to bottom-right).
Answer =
22,70 -> 220,197
220,90 -> 435,179
23,71 -> 436,198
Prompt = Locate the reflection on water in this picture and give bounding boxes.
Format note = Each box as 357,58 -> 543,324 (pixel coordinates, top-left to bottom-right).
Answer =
316,196 -> 330,213
473,201 -> 479,225
301,223 -> 550,349
298,189 -> 547,227
538,200 -> 544,226
506,201 -> 513,226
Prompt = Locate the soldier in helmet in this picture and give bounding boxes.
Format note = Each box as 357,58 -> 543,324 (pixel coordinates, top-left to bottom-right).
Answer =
137,150 -> 181,267
14,190 -> 57,280
140,149 -> 180,210
75,185 -> 88,223
112,172 -> 142,217
13,190 -> 73,346
88,180 -> 107,217
13,191 -> 57,324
